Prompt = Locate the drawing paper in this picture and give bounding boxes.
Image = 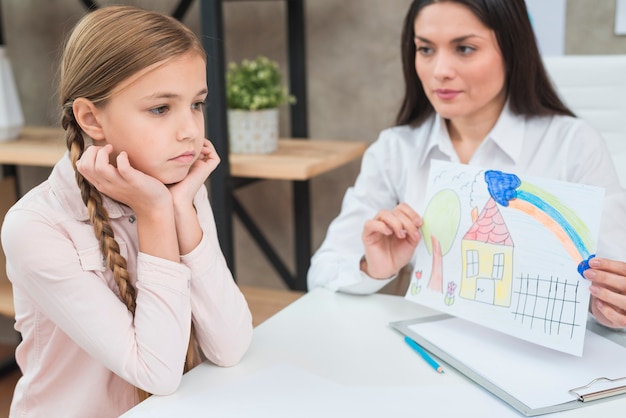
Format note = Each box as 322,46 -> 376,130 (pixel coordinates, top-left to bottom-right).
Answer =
406,160 -> 604,355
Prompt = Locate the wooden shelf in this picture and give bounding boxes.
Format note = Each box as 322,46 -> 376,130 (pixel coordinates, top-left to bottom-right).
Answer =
0,126 -> 367,181
231,139 -> 367,180
0,126 -> 65,167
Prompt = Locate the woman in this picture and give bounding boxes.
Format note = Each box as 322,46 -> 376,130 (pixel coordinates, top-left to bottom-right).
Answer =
307,0 -> 626,329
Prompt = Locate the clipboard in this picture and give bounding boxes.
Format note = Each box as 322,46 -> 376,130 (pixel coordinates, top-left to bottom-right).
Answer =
390,315 -> 626,416
569,376 -> 626,402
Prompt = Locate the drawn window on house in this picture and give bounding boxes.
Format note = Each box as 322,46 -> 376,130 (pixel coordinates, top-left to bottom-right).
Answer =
466,249 -> 479,277
492,253 -> 504,279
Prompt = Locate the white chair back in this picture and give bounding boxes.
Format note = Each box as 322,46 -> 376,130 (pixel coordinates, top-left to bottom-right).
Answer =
542,55 -> 626,186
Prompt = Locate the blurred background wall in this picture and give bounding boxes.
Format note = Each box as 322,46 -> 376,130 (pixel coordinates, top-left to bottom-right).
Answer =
2,0 -> 626,290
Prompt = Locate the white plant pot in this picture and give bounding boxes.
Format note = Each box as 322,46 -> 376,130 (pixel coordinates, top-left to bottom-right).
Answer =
0,46 -> 24,142
227,108 -> 279,154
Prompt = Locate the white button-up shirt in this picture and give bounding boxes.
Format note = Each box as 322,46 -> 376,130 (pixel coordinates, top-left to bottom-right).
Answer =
308,105 -> 626,294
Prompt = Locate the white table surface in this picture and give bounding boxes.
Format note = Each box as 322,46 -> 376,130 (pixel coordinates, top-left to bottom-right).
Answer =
121,288 -> 626,417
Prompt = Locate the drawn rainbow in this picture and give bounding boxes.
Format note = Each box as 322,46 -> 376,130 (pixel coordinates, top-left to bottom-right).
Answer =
484,170 -> 595,277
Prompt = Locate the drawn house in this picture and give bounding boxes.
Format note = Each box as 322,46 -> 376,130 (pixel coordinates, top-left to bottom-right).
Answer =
459,198 -> 514,307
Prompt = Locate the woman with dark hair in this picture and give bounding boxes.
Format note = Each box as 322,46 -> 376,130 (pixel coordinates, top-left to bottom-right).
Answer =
308,0 -> 626,329
396,0 -> 572,126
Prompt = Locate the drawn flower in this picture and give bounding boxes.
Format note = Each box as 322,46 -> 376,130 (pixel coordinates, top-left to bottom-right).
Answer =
444,281 -> 457,305
447,281 -> 457,295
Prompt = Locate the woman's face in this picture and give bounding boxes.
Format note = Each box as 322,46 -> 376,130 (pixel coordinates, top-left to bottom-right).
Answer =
93,52 -> 207,185
413,2 -> 506,125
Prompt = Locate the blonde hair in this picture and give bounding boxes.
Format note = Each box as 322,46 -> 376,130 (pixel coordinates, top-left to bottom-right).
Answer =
59,6 -> 205,401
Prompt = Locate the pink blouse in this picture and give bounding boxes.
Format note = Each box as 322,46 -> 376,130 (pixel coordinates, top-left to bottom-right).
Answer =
1,155 -> 253,417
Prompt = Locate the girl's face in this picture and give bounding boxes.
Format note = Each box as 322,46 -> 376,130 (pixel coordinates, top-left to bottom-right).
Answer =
413,2 -> 506,125
94,52 -> 207,185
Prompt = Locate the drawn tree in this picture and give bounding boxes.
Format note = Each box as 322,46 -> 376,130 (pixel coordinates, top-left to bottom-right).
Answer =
422,189 -> 461,293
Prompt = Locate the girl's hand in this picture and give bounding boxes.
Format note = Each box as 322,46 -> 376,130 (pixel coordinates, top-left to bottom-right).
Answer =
361,203 -> 423,279
584,257 -> 626,328
76,144 -> 171,213
168,139 -> 220,204
167,139 -> 220,254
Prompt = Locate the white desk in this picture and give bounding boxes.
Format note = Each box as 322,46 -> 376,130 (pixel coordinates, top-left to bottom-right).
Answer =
121,289 -> 626,417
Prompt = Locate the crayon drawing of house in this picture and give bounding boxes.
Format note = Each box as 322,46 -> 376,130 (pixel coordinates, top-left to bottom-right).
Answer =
459,198 -> 514,307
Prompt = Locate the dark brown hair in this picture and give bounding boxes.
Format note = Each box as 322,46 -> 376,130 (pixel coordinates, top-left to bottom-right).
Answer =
396,0 -> 574,126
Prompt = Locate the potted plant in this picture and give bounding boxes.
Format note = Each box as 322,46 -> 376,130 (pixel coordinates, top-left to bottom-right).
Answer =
226,55 -> 295,154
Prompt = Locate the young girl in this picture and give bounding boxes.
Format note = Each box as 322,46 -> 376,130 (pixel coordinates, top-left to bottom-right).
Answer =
1,6 -> 252,417
308,0 -> 626,329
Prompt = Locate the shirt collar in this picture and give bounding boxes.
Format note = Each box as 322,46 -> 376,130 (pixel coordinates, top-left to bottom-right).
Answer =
417,101 -> 525,167
418,114 -> 451,167
49,153 -> 133,222
486,101 -> 525,164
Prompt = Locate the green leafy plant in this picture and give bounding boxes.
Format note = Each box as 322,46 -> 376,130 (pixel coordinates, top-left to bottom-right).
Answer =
226,55 -> 295,111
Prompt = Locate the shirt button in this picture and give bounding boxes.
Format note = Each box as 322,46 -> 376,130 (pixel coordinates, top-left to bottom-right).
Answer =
129,215 -> 136,223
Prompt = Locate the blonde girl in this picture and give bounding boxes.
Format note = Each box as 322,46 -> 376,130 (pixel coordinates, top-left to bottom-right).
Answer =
1,6 -> 252,417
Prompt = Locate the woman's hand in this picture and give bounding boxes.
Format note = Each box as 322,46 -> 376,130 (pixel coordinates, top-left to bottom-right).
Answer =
584,257 -> 626,328
361,202 -> 423,279
77,144 -> 171,213
168,139 -> 220,205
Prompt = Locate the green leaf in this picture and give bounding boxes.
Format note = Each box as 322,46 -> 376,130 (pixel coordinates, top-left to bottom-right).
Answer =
226,55 -> 296,110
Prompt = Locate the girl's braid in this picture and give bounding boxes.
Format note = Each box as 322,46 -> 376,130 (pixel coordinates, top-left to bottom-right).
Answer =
62,106 -> 199,399
62,105 -> 137,315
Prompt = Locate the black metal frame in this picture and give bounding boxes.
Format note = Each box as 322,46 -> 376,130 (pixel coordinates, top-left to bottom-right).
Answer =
200,0 -> 310,291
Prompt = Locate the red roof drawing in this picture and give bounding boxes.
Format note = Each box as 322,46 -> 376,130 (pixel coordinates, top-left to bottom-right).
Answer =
463,198 -> 514,246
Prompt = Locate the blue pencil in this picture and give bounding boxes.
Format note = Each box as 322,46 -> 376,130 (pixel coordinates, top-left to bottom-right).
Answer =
404,335 -> 445,374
